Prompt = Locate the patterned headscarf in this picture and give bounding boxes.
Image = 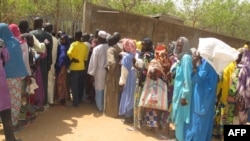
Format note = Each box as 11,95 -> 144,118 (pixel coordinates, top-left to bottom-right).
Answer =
148,44 -> 171,77
9,24 -> 25,44
154,44 -> 166,59
122,38 -> 136,54
241,50 -> 250,66
237,50 -> 250,119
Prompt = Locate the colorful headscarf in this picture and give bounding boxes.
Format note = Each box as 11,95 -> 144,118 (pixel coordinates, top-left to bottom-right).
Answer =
154,44 -> 166,59
241,50 -> 250,66
237,50 -> 250,92
122,38 -> 136,54
148,44 -> 171,77
8,24 -> 25,44
237,50 -> 250,124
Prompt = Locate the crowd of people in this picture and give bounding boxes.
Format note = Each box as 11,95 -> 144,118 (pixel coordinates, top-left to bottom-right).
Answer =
0,16 -> 250,141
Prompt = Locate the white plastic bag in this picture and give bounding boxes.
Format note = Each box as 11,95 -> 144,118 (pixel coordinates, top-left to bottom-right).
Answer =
26,77 -> 38,95
198,38 -> 239,74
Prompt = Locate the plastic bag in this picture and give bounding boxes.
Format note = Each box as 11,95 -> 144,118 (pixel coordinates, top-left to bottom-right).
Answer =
198,38 -> 239,74
139,78 -> 168,111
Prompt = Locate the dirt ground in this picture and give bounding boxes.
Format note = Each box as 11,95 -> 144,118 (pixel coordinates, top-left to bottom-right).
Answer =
0,102 -> 219,141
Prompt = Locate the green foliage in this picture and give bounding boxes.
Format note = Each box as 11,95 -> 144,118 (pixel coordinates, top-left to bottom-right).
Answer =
134,0 -> 175,15
174,0 -> 250,40
0,0 -> 250,40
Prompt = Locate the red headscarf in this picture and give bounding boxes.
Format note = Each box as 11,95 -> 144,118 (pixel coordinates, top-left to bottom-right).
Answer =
155,44 -> 166,59
147,44 -> 171,78
8,24 -> 25,44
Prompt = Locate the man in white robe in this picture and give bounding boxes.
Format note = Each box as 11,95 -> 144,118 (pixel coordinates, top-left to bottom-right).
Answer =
88,30 -> 109,112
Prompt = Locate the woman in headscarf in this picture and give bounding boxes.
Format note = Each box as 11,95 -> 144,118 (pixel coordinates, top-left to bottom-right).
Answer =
133,38 -> 155,129
213,47 -> 244,139
0,23 -> 29,132
55,34 -> 70,105
138,43 -> 172,134
185,50 -> 218,141
9,23 -> 31,82
171,36 -> 193,141
236,49 -> 250,124
119,38 -> 137,124
9,23 -> 32,124
0,38 -> 21,141
223,48 -> 244,125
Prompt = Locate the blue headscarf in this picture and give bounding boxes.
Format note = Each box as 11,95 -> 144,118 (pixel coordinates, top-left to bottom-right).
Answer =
61,34 -> 70,47
55,34 -> 70,73
60,33 -> 70,67
0,23 -> 28,78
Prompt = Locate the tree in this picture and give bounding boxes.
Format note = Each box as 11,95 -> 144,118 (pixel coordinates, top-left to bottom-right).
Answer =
174,0 -> 250,40
0,0 -> 18,23
1,0 -> 250,40
107,0 -> 143,12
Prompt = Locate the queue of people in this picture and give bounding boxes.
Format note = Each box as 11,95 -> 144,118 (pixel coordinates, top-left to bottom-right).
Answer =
1,16 -> 250,141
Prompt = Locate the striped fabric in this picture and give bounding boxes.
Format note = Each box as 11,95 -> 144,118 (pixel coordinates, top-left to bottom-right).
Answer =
139,77 -> 168,111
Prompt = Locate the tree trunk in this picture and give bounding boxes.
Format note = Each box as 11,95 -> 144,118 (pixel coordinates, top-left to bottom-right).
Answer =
54,0 -> 60,33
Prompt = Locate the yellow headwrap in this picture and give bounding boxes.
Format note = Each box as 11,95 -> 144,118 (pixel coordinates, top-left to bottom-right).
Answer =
244,44 -> 249,49
136,41 -> 142,51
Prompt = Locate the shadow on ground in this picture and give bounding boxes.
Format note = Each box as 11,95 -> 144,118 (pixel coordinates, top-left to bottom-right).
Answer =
0,102 -> 220,141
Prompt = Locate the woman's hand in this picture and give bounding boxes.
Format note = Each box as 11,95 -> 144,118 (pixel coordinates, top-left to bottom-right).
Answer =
192,52 -> 201,68
181,98 -> 188,106
148,68 -> 158,81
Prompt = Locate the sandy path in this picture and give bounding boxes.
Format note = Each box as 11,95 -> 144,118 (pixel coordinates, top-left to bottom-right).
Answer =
0,103 -> 172,141
0,103 -> 219,141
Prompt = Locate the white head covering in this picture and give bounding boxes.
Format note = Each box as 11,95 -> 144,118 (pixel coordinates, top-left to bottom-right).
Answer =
98,30 -> 108,39
174,36 -> 190,56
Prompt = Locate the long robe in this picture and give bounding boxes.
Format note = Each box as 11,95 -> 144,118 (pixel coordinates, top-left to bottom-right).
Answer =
0,47 -> 11,112
30,29 -> 53,105
213,62 -> 236,136
34,52 -> 47,108
185,59 -> 218,141
119,53 -> 136,116
88,43 -> 109,110
48,35 -> 58,104
104,44 -> 122,117
0,23 -> 28,126
224,66 -> 240,125
88,43 -> 109,90
55,41 -> 70,102
134,51 -> 154,128
237,64 -> 250,124
171,54 -> 192,141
